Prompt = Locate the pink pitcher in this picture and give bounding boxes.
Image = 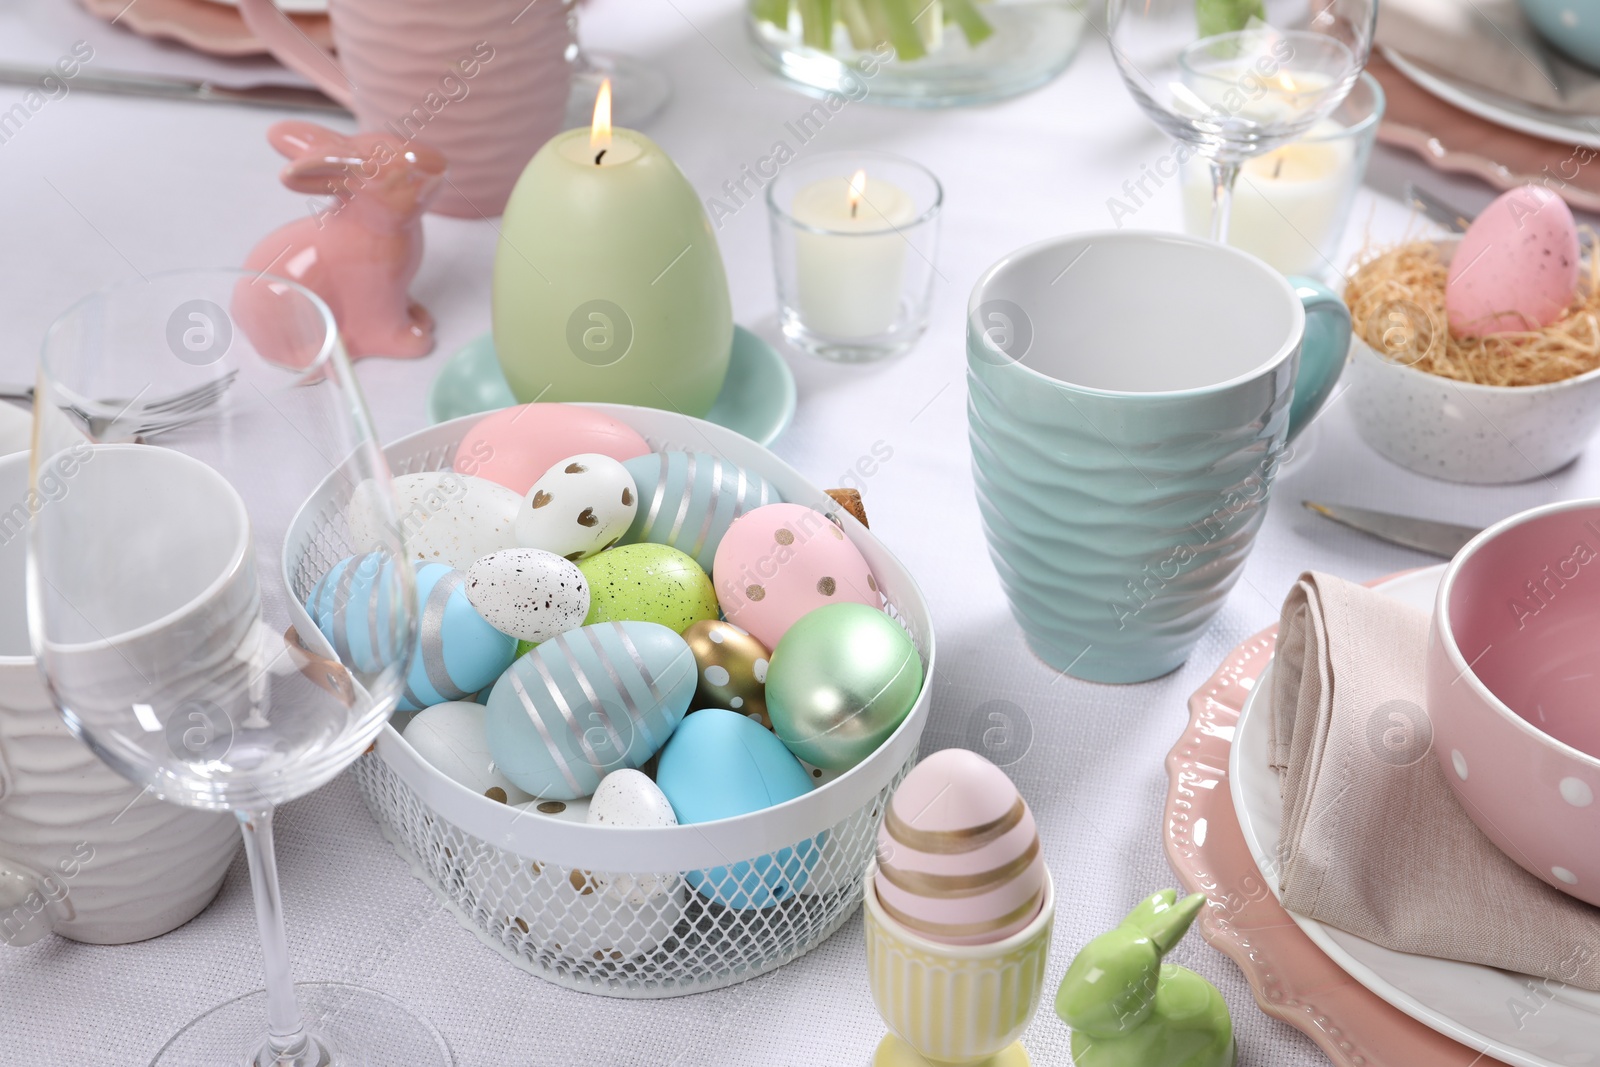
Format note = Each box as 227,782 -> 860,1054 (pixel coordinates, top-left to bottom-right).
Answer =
238,0 -> 572,217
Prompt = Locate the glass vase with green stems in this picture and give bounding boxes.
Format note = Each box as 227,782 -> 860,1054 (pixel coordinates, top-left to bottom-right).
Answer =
752,0 -> 994,60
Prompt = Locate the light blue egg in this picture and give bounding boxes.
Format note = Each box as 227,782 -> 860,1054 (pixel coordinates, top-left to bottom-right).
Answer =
622,451 -> 782,572
656,708 -> 821,908
484,621 -> 695,801
307,556 -> 516,713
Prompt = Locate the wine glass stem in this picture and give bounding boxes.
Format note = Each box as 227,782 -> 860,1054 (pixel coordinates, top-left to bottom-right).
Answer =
238,807 -> 319,1067
1208,159 -> 1241,244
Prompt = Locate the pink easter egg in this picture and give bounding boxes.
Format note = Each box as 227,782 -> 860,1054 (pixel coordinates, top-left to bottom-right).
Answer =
453,403 -> 650,494
1446,185 -> 1581,338
711,502 -> 878,649
874,749 -> 1046,946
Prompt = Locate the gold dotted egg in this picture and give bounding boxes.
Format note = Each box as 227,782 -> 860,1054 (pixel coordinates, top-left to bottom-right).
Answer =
682,618 -> 773,729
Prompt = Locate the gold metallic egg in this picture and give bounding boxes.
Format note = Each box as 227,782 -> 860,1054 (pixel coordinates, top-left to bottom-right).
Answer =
681,618 -> 772,729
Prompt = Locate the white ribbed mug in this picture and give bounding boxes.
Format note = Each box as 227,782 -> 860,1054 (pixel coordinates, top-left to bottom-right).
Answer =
0,450 -> 238,946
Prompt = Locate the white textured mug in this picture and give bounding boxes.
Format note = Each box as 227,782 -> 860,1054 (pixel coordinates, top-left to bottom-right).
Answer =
0,450 -> 238,946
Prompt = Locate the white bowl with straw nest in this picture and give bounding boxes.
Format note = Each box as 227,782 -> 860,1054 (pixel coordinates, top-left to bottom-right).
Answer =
1344,236 -> 1600,484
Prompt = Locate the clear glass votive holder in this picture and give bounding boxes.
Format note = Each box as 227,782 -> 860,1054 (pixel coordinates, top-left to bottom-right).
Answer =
767,151 -> 942,362
1181,70 -> 1385,278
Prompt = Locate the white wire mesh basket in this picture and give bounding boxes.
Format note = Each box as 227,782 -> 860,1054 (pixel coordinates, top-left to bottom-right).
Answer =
281,405 -> 934,998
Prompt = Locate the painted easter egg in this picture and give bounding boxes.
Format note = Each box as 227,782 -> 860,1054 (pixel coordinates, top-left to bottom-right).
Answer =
484,621 -> 696,800
465,548 -> 589,643
712,502 -> 880,649
348,471 -> 521,572
682,619 -> 771,729
307,556 -> 516,713
655,708 -> 819,908
622,451 -> 782,571
403,701 -> 532,805
579,543 -> 720,633
768,603 -> 922,772
452,402 -> 651,495
514,453 -> 639,561
1447,185 -> 1581,337
589,769 -> 679,901
874,748 -> 1046,946
469,810 -> 687,963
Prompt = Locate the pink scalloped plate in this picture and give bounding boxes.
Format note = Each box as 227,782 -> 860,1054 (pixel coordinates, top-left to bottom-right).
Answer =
1165,571 -> 1490,1066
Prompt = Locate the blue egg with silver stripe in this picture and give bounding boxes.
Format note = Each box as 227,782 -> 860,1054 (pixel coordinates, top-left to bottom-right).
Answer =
307,556 -> 517,713
483,621 -> 696,801
622,451 -> 782,572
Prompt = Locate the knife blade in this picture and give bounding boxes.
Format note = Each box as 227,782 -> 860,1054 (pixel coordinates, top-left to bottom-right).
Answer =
0,64 -> 345,114
1302,501 -> 1483,558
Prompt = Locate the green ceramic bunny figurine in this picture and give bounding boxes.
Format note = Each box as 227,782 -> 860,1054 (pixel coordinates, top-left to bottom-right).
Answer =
1055,890 -> 1235,1067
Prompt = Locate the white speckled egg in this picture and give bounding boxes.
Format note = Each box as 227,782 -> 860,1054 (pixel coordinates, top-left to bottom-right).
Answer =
588,769 -> 679,901
514,453 -> 639,562
589,769 -> 678,828
465,548 -> 590,643
403,701 -> 532,805
349,471 -> 521,571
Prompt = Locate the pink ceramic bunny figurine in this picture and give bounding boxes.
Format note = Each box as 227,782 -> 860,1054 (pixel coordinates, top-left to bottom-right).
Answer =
243,120 -> 446,360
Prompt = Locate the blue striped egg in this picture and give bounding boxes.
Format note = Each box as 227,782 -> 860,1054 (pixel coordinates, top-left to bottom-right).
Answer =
484,621 -> 696,801
622,451 -> 782,572
307,556 -> 517,713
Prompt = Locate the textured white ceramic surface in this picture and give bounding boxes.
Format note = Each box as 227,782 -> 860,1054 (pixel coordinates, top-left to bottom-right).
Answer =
1347,335 -> 1600,484
0,452 -> 238,948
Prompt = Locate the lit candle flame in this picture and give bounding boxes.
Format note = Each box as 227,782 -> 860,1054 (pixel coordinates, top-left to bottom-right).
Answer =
847,169 -> 867,219
591,78 -> 613,164
1277,72 -> 1298,92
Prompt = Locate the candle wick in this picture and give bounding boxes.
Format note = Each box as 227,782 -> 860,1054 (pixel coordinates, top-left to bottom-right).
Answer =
850,202 -> 858,218
1272,158 -> 1283,179
594,148 -> 607,165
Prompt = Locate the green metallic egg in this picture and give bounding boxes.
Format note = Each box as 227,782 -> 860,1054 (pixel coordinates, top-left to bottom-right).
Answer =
579,543 -> 719,633
766,602 -> 922,771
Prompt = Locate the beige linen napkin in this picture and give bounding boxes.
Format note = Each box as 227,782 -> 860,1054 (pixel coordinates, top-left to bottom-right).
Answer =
1378,0 -> 1600,116
1271,572 -> 1600,990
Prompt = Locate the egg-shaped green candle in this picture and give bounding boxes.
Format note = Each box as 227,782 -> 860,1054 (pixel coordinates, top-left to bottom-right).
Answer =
493,109 -> 733,416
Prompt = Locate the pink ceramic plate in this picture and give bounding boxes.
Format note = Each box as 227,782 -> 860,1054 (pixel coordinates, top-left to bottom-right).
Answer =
1165,570 -> 1487,1067
78,0 -> 333,57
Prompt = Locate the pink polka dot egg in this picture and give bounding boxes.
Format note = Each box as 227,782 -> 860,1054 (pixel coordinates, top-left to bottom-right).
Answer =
711,502 -> 879,649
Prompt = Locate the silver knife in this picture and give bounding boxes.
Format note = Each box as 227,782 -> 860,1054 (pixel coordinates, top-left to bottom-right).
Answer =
1302,501 -> 1483,558
0,64 -> 345,114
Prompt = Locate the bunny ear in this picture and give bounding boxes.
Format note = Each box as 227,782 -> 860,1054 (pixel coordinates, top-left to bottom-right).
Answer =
267,120 -> 344,160
280,153 -> 361,195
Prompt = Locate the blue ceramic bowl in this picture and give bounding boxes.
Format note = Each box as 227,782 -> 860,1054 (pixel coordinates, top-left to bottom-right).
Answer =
1520,0 -> 1600,71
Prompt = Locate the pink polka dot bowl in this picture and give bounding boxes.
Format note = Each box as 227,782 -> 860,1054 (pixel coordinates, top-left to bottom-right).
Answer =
1427,498 -> 1600,906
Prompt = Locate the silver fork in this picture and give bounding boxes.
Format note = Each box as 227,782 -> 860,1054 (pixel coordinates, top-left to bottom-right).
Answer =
0,370 -> 238,440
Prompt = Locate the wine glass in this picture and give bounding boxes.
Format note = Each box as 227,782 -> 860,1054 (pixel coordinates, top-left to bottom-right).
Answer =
563,0 -> 672,129
1108,0 -> 1377,242
27,269 -> 445,1067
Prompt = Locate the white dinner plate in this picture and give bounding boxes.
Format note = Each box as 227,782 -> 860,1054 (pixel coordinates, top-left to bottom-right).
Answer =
1383,47 -> 1600,151
1230,564 -> 1600,1067
200,0 -> 329,15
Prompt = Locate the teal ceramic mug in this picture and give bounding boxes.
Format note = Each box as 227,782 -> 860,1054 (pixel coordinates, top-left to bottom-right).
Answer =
968,231 -> 1350,683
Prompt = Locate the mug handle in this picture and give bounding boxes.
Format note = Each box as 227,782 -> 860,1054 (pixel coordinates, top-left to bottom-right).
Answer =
1285,276 -> 1352,442
236,0 -> 356,111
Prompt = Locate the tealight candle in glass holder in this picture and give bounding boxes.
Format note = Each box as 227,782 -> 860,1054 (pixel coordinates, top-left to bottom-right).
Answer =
767,152 -> 942,362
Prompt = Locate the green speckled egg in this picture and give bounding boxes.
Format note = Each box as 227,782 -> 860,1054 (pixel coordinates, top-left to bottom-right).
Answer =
579,543 -> 720,632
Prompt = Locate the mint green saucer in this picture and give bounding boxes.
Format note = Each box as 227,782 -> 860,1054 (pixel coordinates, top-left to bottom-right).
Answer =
427,326 -> 797,446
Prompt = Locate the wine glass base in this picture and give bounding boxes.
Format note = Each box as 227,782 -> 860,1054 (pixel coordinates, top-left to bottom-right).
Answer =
567,51 -> 671,129
872,1033 -> 1031,1066
149,982 -> 453,1067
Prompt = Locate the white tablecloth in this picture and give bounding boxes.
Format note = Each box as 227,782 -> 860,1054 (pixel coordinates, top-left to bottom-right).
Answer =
3,1 -> 1596,1064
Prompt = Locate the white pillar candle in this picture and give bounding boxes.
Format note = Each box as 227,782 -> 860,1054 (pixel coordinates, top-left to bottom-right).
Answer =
1182,121 -> 1355,275
791,170 -> 917,339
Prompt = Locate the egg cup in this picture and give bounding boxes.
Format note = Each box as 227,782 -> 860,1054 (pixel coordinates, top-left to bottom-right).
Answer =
863,865 -> 1055,1067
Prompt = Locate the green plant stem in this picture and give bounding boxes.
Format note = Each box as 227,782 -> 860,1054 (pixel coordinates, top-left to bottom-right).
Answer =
753,0 -> 791,27
796,0 -> 835,49
839,0 -> 877,50
876,0 -> 928,60
941,0 -> 993,45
